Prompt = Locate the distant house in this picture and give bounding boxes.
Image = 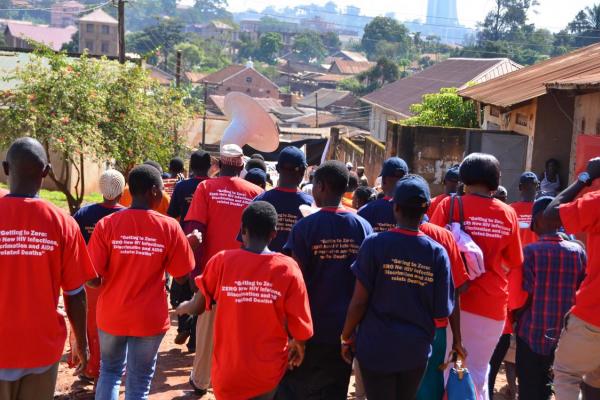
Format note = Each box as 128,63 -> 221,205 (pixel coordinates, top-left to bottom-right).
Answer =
4,21 -> 77,51
184,71 -> 207,86
362,57 -> 522,141
189,21 -> 237,46
328,50 -> 368,62
51,1 -> 84,28
202,63 -> 280,99
329,59 -> 374,75
297,88 -> 358,111
239,20 -> 301,49
78,8 -> 118,57
145,64 -> 174,86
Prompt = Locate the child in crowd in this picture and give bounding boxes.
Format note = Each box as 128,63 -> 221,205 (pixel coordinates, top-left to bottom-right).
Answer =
70,169 -> 126,382
516,196 -> 586,399
0,138 -> 95,400
494,186 -> 508,203
342,172 -> 359,210
163,157 -> 186,196
88,165 -> 196,400
352,186 -> 374,210
250,146 -> 313,253
177,201 -> 313,400
277,161 -> 373,400
245,167 -> 267,189
341,175 -> 454,400
427,165 -> 459,218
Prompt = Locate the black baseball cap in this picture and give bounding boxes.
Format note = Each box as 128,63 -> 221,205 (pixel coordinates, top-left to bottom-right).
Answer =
393,175 -> 431,207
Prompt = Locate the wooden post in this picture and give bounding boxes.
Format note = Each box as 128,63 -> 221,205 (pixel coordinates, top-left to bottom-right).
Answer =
175,50 -> 182,87
315,91 -> 319,128
118,0 -> 125,64
328,127 -> 340,160
201,81 -> 208,149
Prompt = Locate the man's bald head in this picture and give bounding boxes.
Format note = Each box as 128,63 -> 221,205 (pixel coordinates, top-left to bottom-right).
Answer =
3,137 -> 50,194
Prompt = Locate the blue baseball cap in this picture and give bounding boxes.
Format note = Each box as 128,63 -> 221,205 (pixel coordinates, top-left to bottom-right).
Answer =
445,166 -> 460,182
278,146 -> 307,169
530,196 -> 554,231
520,171 -> 540,185
245,168 -> 267,186
380,157 -> 409,178
393,175 -> 431,207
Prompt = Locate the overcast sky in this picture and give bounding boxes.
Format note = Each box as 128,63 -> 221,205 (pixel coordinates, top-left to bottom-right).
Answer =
225,0 -> 594,32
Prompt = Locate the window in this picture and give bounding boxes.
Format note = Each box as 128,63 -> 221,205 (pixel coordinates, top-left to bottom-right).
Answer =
101,41 -> 110,54
245,76 -> 253,84
85,40 -> 94,52
101,25 -> 110,34
86,23 -> 94,33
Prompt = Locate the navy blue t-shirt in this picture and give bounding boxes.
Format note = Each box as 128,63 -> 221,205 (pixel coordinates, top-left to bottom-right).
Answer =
167,177 -> 209,223
358,197 -> 395,232
284,208 -> 373,344
353,228 -> 454,373
253,187 -> 314,253
73,203 -> 125,243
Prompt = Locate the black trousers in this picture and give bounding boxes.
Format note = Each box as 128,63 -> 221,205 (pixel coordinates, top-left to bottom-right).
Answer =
169,280 -> 196,348
275,342 -> 352,400
489,333 -> 511,398
360,364 -> 426,400
515,336 -> 554,400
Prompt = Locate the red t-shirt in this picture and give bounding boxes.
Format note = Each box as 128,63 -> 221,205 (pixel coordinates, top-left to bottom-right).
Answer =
427,193 -> 449,219
0,197 -> 96,368
420,222 -> 469,328
431,194 -> 523,321
560,191 -> 600,327
510,201 -> 538,246
185,176 -> 263,271
88,209 -> 194,336
196,249 -> 313,400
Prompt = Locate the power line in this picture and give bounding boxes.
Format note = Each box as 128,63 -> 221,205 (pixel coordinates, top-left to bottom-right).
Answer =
0,1 -> 112,14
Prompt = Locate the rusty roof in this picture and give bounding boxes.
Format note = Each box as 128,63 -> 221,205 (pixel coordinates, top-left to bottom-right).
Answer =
201,64 -> 246,84
545,72 -> 600,90
184,71 -> 207,83
297,88 -> 353,108
329,59 -> 374,75
460,43 -> 600,108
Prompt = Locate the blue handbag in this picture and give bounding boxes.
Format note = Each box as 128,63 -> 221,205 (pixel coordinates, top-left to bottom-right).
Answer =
443,356 -> 477,400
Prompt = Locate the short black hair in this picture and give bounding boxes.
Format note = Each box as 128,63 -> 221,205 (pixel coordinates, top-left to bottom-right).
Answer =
347,172 -> 359,192
169,157 -> 185,173
129,164 -> 164,195
143,160 -> 163,174
6,137 -> 48,172
251,153 -> 265,161
190,150 -> 211,172
242,201 -> 278,240
354,186 -> 373,204
546,158 -> 559,168
460,153 -> 500,191
314,160 -> 349,196
245,159 -> 267,173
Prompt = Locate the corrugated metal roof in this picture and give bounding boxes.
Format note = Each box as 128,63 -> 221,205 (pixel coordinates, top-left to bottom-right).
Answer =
5,22 -> 77,51
200,64 -> 246,84
297,88 -> 351,108
460,43 -> 600,108
329,59 -> 374,75
362,58 -> 512,117
545,72 -> 600,90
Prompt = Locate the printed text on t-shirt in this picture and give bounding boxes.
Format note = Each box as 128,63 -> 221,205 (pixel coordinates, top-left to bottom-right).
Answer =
465,217 -> 512,239
222,280 -> 282,304
112,235 -> 165,257
312,238 -> 359,260
209,189 -> 253,208
383,258 -> 433,287
0,229 -> 58,256
277,213 -> 298,233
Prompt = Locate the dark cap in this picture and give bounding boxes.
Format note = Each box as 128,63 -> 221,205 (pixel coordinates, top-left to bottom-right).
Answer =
520,171 -> 540,185
393,175 -> 431,207
445,166 -> 460,182
278,146 -> 307,169
530,196 -> 554,231
245,168 -> 267,186
380,157 -> 409,178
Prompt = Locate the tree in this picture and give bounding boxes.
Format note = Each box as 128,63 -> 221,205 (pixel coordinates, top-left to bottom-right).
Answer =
293,32 -> 326,62
321,31 -> 342,52
256,32 -> 282,64
478,0 -> 538,42
192,0 -> 231,23
61,32 -> 79,53
361,17 -> 411,59
341,57 -> 399,96
126,19 -> 185,65
403,88 -> 478,128
168,42 -> 204,71
567,4 -> 600,47
0,48 -> 190,213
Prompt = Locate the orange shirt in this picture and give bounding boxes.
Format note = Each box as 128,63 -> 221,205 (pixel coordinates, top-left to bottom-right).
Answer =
88,209 -> 194,336
427,193 -> 449,219
196,249 -> 313,400
560,191 -> 600,327
420,222 -> 469,328
431,194 -> 523,321
185,177 -> 263,271
0,197 -> 96,368
510,201 -> 538,247
342,192 -> 354,210
120,186 -> 171,216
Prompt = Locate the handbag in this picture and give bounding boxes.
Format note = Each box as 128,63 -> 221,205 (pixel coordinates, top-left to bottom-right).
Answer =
443,354 -> 477,400
447,195 -> 485,280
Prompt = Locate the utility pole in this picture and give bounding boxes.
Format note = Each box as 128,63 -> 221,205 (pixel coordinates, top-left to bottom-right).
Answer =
118,0 -> 125,64
175,50 -> 182,87
201,81 -> 209,149
315,91 -> 319,128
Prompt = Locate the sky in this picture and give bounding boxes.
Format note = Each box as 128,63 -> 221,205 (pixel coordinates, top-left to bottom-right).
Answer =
225,0 -> 595,32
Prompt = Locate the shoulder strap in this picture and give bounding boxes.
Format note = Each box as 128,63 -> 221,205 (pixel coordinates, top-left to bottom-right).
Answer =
448,194 -> 456,226
448,194 -> 465,229
456,195 -> 465,229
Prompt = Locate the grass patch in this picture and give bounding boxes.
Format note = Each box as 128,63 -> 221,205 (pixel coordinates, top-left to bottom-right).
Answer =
0,182 -> 103,211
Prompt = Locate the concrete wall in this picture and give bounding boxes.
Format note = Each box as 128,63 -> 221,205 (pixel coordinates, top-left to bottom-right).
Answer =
79,22 -> 118,57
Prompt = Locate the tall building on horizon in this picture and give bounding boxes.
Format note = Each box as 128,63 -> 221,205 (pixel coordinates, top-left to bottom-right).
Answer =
426,0 -> 459,27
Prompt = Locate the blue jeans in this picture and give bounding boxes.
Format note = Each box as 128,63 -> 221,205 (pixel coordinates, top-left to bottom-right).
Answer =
95,330 -> 165,400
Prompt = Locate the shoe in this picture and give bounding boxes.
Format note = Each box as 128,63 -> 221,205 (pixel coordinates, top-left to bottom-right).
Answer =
174,331 -> 190,345
187,345 -> 196,353
189,377 -> 207,396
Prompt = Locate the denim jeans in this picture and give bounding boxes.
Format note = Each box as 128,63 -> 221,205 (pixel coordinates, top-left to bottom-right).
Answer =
95,330 -> 165,400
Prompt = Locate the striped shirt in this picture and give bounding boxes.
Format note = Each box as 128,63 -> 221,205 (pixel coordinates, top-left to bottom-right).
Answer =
517,234 -> 587,355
